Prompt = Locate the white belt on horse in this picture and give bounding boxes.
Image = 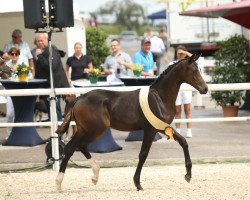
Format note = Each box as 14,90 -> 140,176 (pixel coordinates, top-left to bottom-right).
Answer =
139,86 -> 174,140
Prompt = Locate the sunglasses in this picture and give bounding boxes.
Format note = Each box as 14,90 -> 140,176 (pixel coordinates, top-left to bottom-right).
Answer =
12,35 -> 21,39
10,53 -> 19,56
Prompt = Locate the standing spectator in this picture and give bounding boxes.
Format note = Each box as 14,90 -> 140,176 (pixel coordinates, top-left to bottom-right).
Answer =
150,32 -> 165,70
159,28 -> 169,49
65,42 -> 93,84
143,26 -> 153,38
32,33 -> 70,121
103,39 -> 132,77
169,45 -> 193,138
3,29 -> 35,76
133,37 -> 154,76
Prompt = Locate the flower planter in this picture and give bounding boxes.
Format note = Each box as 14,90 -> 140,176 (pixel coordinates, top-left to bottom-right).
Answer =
133,70 -> 141,77
222,105 -> 239,117
89,76 -> 98,84
18,74 -> 28,82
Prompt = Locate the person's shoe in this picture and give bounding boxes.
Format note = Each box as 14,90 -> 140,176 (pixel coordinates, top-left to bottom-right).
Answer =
186,129 -> 192,138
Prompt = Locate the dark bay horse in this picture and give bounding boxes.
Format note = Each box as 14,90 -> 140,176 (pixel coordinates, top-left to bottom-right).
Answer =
55,54 -> 208,191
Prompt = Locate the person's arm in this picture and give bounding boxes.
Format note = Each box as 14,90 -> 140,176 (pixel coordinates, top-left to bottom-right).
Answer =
64,63 -> 71,84
29,58 -> 35,77
118,53 -> 133,69
179,49 -> 192,57
84,62 -> 93,73
103,57 -> 113,75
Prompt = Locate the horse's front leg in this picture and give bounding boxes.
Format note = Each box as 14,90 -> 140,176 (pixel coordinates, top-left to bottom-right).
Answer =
55,134 -> 79,192
173,130 -> 192,182
134,130 -> 155,191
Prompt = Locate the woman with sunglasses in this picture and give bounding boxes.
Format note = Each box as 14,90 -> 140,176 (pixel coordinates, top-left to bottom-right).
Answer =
4,47 -> 23,139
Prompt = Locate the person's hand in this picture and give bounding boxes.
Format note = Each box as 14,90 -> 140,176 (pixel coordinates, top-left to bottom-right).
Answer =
118,60 -> 125,66
36,48 -> 43,56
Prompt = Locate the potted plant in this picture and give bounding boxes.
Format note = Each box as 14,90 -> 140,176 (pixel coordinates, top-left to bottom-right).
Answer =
210,35 -> 248,117
15,63 -> 32,81
131,64 -> 143,77
88,67 -> 102,84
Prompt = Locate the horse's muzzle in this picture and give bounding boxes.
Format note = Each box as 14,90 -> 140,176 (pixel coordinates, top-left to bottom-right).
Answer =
199,85 -> 208,94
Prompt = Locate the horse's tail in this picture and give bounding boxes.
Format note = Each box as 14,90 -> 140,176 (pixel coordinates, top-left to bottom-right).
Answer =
56,97 -> 77,135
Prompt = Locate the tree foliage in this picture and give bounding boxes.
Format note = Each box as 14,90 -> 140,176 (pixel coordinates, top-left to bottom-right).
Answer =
97,0 -> 145,31
86,27 -> 111,68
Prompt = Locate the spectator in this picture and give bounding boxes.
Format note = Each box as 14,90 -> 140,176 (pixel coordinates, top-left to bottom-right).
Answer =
5,47 -> 23,138
31,33 -> 70,121
158,28 -> 169,49
103,39 -> 132,77
3,29 -> 35,76
150,32 -> 165,70
169,45 -> 193,138
133,37 -> 154,76
65,42 -> 93,84
143,26 -> 153,38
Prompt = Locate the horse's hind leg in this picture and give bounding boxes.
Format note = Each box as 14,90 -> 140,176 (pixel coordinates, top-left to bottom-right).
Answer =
56,135 -> 80,192
134,130 -> 155,191
78,142 -> 100,185
173,130 -> 192,182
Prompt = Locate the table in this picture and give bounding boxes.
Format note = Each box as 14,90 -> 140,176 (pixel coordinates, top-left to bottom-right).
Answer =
0,79 -> 47,146
72,80 -> 123,153
119,76 -> 157,86
119,76 -> 162,142
72,80 -> 124,88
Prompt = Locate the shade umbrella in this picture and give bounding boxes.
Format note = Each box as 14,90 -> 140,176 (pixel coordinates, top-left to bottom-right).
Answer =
179,0 -> 250,29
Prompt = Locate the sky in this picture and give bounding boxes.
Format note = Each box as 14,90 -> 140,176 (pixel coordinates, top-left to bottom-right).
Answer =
73,0 -> 167,15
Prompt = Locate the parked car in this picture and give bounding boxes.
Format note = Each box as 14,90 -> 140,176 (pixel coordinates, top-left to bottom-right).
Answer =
118,31 -> 138,41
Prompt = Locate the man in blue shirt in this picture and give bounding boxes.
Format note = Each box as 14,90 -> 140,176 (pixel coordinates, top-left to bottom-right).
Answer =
133,37 -> 154,76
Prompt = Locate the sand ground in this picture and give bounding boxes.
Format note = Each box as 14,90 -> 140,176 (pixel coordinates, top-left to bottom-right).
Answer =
0,163 -> 249,200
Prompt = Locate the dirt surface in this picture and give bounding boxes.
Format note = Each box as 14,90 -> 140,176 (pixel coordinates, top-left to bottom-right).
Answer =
0,163 -> 249,200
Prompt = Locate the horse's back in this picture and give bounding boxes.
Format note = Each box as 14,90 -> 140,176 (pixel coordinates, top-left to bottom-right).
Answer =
72,89 -> 143,132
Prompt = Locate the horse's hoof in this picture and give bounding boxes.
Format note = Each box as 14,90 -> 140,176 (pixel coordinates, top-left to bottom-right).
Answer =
55,172 -> 64,192
136,185 -> 144,191
91,178 -> 98,185
55,180 -> 62,192
185,174 -> 191,183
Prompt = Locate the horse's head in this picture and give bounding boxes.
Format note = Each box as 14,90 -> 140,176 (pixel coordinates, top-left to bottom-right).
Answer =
180,54 -> 208,94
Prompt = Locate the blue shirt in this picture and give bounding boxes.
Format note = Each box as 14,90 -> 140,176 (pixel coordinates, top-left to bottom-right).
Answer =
133,50 -> 154,72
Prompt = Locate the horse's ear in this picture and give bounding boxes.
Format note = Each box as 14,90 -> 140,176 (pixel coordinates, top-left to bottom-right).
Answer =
188,53 -> 201,63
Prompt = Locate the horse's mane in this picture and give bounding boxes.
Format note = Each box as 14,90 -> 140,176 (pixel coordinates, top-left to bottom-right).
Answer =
151,59 -> 183,86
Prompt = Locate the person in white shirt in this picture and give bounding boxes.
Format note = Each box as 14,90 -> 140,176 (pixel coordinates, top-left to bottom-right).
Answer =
169,45 -> 193,138
150,33 -> 165,70
3,29 -> 35,76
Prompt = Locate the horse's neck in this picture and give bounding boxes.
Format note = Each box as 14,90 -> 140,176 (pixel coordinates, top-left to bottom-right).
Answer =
152,69 -> 182,109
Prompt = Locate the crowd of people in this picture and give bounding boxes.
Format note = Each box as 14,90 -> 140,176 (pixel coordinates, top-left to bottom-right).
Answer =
0,26 -> 198,141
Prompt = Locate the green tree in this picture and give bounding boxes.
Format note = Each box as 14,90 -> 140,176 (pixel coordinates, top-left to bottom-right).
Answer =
86,27 -> 111,68
97,0 -> 145,31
